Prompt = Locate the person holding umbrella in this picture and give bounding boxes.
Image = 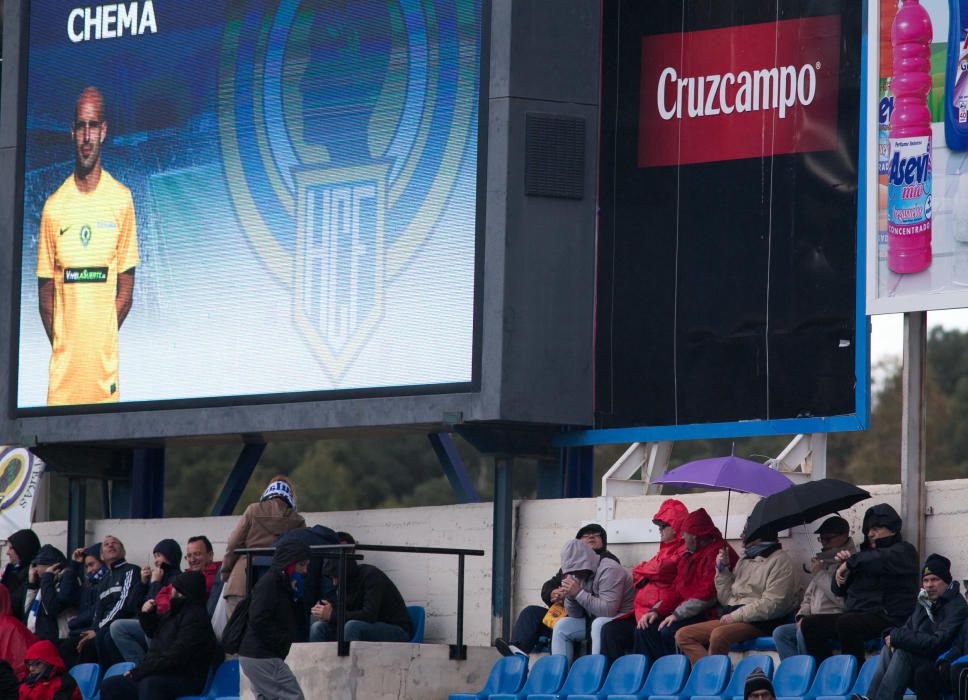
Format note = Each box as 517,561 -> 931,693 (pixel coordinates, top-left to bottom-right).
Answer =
675,522 -> 798,663
771,516 -> 857,659
801,503 -> 920,666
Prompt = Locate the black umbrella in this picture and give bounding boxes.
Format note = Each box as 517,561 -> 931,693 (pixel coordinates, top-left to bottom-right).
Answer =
743,478 -> 871,541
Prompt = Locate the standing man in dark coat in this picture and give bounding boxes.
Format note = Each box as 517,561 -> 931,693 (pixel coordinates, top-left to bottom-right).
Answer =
99,571 -> 218,700
854,554 -> 966,700
274,525 -> 339,640
802,503 -> 920,666
2,529 -> 41,624
239,540 -> 311,700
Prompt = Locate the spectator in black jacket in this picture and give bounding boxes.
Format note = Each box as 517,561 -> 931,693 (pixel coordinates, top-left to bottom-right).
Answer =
274,525 -> 339,641
99,571 -> 218,700
802,503 -> 920,666
57,544 -> 103,667
2,529 -> 41,624
309,554 -> 412,643
24,546 -> 78,643
77,536 -> 146,670
494,524 -> 620,657
854,554 -> 966,700
239,540 -> 311,700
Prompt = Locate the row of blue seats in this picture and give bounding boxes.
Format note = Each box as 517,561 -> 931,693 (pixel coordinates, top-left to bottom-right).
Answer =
68,660 -> 240,700
729,637 -> 884,653
450,652 -> 878,700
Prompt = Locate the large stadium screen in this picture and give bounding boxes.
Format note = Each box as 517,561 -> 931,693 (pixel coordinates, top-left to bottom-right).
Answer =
15,0 -> 482,411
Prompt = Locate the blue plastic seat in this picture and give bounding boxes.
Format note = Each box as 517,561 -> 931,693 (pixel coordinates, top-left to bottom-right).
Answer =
693,654 -> 774,700
650,654 -> 731,700
489,655 -> 568,700
771,655 -> 816,700
69,663 -> 100,700
93,663 -> 136,700
608,654 -> 690,700
176,659 -> 240,700
567,654 -> 649,699
407,606 -> 426,643
527,654 -> 608,700
730,637 -> 778,652
796,654 -> 857,700
448,655 -> 528,700
815,656 -> 878,700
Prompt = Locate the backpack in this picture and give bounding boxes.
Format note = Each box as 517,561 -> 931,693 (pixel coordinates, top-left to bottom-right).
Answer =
221,596 -> 251,655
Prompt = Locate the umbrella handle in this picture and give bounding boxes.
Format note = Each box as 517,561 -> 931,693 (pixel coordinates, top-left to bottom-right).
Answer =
725,489 -> 731,539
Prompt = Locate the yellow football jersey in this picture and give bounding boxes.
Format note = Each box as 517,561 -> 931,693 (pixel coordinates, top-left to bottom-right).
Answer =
37,169 -> 139,406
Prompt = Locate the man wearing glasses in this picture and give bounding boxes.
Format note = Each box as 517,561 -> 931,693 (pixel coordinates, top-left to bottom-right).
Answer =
37,86 -> 139,405
771,516 -> 856,658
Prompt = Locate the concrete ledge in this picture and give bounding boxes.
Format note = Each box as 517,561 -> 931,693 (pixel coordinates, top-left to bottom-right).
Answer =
241,643 -> 501,700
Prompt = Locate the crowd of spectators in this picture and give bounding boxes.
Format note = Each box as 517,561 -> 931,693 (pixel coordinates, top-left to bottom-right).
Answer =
496,499 -> 968,700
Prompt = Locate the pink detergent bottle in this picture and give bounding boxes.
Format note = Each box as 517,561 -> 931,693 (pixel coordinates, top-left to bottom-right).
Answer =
888,0 -> 933,274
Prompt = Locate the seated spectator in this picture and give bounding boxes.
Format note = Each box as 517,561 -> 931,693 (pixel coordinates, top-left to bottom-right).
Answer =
801,503 -> 920,666
745,667 -> 776,700
57,545 -> 103,667
675,524 -> 798,663
309,552 -> 413,643
183,536 -> 222,617
100,571 -> 219,700
76,536 -> 146,670
772,516 -> 856,659
111,539 -> 181,664
221,476 -> 305,618
494,523 -> 619,657
854,554 -> 966,700
550,539 -> 633,663
2,531 -> 41,625
600,499 -> 688,662
18,640 -> 80,700
633,508 -> 738,661
24,546 -> 78,644
0,584 -> 36,680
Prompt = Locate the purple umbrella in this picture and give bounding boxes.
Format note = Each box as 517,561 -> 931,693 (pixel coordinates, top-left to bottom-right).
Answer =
653,453 -> 794,536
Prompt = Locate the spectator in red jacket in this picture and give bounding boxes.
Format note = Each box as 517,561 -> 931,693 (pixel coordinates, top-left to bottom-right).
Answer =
632,508 -> 738,660
600,499 -> 688,662
18,640 -> 80,700
0,584 -> 37,681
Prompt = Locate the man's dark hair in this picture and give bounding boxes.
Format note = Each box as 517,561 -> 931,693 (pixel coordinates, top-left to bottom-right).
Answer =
188,535 -> 213,553
336,532 -> 355,545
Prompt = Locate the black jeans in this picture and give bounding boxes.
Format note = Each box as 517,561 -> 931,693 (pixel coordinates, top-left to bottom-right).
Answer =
509,605 -> 553,653
800,611 -> 891,666
600,616 -> 636,663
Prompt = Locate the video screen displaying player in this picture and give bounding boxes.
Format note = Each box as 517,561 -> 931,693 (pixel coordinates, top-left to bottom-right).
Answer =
36,87 -> 139,406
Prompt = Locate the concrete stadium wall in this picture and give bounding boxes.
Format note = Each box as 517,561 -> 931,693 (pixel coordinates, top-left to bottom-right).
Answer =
26,478 -> 968,648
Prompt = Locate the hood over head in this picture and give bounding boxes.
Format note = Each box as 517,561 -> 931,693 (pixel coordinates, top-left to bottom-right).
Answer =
172,571 -> 208,602
153,539 -> 182,568
862,503 -> 902,534
24,640 -> 64,675
7,529 -> 40,565
560,539 -> 599,576
652,499 -> 688,531
681,508 -> 720,539
272,540 -> 311,570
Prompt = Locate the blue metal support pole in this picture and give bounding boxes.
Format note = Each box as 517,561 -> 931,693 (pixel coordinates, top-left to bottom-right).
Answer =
429,433 -> 480,503
130,448 -> 166,518
536,458 -> 564,499
563,446 -> 594,498
210,442 -> 267,516
491,457 -> 513,640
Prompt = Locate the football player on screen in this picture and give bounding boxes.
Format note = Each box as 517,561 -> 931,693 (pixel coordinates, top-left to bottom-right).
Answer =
37,86 -> 139,406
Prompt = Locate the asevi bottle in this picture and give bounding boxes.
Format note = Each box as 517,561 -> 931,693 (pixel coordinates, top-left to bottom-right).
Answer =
888,0 -> 933,274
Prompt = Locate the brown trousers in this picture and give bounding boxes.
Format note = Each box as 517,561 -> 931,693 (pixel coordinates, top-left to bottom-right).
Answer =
674,619 -> 763,664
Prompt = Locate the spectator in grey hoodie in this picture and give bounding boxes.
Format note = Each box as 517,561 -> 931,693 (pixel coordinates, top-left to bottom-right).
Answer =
551,539 -> 633,663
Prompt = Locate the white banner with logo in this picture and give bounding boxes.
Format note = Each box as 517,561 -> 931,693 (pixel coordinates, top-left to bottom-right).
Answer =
0,447 -> 45,540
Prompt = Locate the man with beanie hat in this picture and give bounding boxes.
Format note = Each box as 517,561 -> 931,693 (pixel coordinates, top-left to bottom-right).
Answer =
632,508 -> 738,661
744,667 -> 775,700
495,523 -> 620,657
675,519 -> 798,664
110,539 -> 182,663
773,516 -> 856,659
99,571 -> 218,700
24,545 -> 78,643
600,499 -> 688,662
3,529 -> 41,624
853,554 -> 966,700
57,544 -> 104,666
802,503 -> 920,667
239,540 -> 311,700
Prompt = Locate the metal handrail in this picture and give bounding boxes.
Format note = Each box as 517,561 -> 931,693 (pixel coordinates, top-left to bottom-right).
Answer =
234,543 -> 484,659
